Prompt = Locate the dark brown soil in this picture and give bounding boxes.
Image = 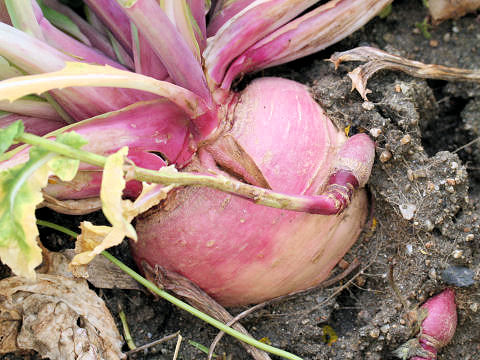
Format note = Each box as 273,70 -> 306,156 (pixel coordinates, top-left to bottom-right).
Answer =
2,0 -> 480,359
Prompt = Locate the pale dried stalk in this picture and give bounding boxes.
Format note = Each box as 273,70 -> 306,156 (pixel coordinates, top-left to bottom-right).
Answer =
329,46 -> 480,100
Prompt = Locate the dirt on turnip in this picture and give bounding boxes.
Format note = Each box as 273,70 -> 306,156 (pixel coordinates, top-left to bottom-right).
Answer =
1,0 -> 479,359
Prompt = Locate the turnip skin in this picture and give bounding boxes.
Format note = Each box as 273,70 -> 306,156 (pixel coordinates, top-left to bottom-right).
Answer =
133,77 -> 371,306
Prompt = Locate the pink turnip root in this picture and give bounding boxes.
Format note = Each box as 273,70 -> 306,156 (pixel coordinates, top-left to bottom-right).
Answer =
132,77 -> 374,306
395,289 -> 457,360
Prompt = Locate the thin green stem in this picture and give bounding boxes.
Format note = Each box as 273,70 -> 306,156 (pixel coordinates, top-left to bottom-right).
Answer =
17,131 -> 320,213
18,132 -> 107,167
119,308 -> 137,350
102,251 -> 302,360
36,219 -> 302,360
36,219 -> 79,238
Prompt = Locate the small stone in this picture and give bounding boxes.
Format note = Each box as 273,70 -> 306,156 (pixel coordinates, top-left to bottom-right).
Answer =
429,268 -> 437,280
446,178 -> 456,186
400,134 -> 412,145
338,259 -> 350,270
424,220 -> 434,231
380,150 -> 392,163
369,328 -> 380,338
399,203 -> 416,220
380,324 -> 390,334
470,303 -> 479,312
466,234 -> 474,242
429,39 -> 439,47
370,128 -> 382,138
362,101 -> 375,110
355,275 -> 366,287
406,244 -> 413,255
452,249 -> 463,258
395,84 -> 402,93
407,169 -> 414,181
441,266 -> 475,287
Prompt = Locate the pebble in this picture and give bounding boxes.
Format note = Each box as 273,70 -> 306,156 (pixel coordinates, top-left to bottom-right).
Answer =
370,128 -> 382,138
380,150 -> 392,163
400,134 -> 411,145
362,101 -> 375,110
452,249 -> 463,258
369,328 -> 380,338
399,203 -> 416,220
441,266 -> 475,287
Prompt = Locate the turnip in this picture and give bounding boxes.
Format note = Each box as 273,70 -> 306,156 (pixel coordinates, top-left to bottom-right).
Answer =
412,289 -> 457,360
395,289 -> 457,360
0,0 -> 389,304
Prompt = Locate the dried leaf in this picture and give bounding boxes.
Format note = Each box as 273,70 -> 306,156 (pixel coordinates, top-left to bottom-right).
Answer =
429,0 -> 480,24
0,131 -> 86,278
44,249 -> 141,290
329,46 -> 480,100
41,193 -> 102,215
0,274 -> 125,359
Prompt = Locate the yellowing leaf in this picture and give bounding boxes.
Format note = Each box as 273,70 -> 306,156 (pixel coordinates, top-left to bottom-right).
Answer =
124,182 -> 174,221
0,62 -> 206,118
70,221 -> 124,266
0,131 -> 86,278
101,147 -> 136,240
71,149 -> 174,267
321,325 -> 338,346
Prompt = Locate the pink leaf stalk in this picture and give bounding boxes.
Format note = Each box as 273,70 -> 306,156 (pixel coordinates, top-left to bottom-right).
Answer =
186,0 -> 208,51
222,0 -> 393,88
204,0 -> 319,86
118,0 -> 212,104
0,23 -> 154,121
131,24 -> 169,80
31,1 -> 128,70
207,0 -> 257,36
42,0 -> 126,65
0,112 -> 65,138
84,0 -> 133,55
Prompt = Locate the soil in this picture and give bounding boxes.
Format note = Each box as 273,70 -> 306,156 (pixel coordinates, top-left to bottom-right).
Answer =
2,0 -> 480,359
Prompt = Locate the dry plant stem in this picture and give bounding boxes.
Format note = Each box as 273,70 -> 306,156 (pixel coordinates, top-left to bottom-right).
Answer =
146,264 -> 272,360
388,263 -> 410,312
173,334 -> 183,360
207,258 -> 359,359
329,46 -> 480,100
208,302 -> 269,360
41,192 -> 102,215
125,331 -> 180,356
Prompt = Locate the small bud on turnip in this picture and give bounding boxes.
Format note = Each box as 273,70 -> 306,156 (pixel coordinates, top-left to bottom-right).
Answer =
394,289 -> 457,360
